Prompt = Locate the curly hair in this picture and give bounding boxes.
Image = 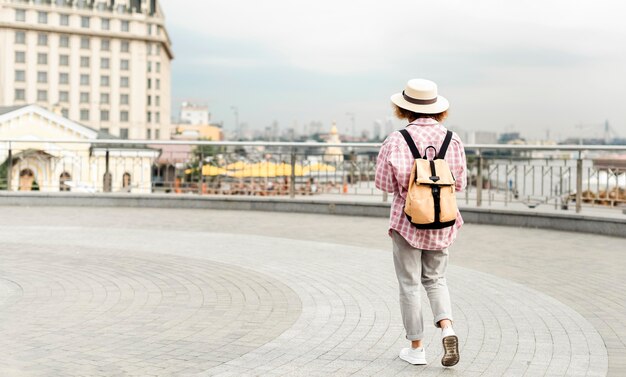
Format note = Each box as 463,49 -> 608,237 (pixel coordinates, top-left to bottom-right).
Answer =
393,105 -> 448,123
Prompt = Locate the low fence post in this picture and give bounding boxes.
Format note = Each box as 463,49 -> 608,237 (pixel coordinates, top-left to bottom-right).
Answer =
198,149 -> 204,195
289,147 -> 296,198
576,152 -> 583,213
103,149 -> 112,192
349,150 -> 356,188
6,143 -> 12,191
476,151 -> 483,207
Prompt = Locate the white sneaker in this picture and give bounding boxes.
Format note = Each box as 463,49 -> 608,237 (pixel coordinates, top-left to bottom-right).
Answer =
441,327 -> 459,367
399,347 -> 427,365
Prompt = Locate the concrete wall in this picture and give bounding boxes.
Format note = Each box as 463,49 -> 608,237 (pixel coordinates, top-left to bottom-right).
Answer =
0,192 -> 624,238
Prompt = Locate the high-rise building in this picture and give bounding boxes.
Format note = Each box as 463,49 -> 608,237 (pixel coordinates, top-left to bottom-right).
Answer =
0,0 -> 173,140
179,101 -> 209,125
172,101 -> 222,141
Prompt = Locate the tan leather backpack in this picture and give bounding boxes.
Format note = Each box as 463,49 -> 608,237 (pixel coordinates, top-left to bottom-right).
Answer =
399,129 -> 458,229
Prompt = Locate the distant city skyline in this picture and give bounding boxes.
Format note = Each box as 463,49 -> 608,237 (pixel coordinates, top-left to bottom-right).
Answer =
162,0 -> 626,141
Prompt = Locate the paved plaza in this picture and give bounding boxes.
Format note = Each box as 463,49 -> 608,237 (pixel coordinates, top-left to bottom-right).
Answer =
0,206 -> 624,376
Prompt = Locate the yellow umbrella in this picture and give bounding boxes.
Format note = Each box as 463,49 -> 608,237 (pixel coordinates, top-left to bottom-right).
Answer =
275,163 -> 306,176
307,162 -> 336,172
225,161 -> 247,170
202,165 -> 227,176
226,163 -> 277,178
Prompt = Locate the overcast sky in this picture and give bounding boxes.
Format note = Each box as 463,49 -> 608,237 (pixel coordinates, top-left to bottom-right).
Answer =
160,0 -> 626,140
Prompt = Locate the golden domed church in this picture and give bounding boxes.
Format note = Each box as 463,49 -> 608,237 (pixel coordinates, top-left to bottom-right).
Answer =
323,122 -> 344,163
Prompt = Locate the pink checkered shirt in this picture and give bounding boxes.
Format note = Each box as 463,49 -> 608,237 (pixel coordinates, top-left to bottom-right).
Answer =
375,118 -> 467,250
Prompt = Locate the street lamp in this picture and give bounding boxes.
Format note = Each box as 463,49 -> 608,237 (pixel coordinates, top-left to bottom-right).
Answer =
231,106 -> 239,140
346,112 -> 355,140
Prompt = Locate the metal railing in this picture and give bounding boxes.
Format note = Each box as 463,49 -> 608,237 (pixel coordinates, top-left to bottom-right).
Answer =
1,139 -> 625,213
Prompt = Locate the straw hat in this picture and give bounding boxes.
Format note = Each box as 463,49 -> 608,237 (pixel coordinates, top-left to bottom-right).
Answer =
391,79 -> 449,114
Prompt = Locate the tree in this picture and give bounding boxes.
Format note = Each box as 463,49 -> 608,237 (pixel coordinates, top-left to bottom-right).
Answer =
187,138 -> 225,182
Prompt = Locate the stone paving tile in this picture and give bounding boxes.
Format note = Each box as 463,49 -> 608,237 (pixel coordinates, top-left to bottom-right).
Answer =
0,207 -> 621,376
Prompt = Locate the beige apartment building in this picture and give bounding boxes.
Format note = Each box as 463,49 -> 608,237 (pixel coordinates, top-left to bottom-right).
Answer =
0,0 -> 173,140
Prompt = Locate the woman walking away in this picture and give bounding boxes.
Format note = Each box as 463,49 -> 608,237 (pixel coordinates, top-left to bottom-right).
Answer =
375,79 -> 467,367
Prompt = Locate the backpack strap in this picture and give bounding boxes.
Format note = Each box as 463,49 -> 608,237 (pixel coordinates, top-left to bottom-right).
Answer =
398,129 -> 421,159
437,131 -> 453,159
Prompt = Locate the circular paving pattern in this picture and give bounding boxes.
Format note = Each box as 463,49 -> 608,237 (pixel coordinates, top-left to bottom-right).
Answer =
0,224 -> 608,376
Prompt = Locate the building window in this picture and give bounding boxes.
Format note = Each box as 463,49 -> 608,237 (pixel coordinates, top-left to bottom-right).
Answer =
156,79 -> 160,90
80,92 -> 90,103
120,77 -> 129,88
15,89 -> 25,101
147,24 -> 153,35
38,11 -> 48,24
80,74 -> 89,86
147,96 -> 151,106
101,39 -> 110,51
80,37 -> 90,49
155,112 -> 160,123
81,16 -> 90,28
37,53 -> 48,65
156,62 -> 161,73
146,129 -> 151,139
120,111 -> 129,122
120,59 -> 129,70
59,35 -> 70,47
15,31 -> 25,44
100,110 -> 109,121
121,41 -> 129,52
120,128 -> 129,139
15,51 -> 26,63
101,18 -> 110,30
120,94 -> 129,105
59,55 -> 69,66
121,20 -> 129,32
59,72 -> 69,84
147,62 -> 152,72
60,14 -> 69,26
80,109 -> 90,121
155,96 -> 160,106
15,70 -> 25,82
61,108 -> 69,118
100,58 -> 110,69
37,90 -> 48,101
155,129 -> 160,139
101,127 -> 109,134
147,79 -> 151,89
15,9 -> 25,22
59,91 -> 69,102
155,44 -> 161,55
37,71 -> 48,83
100,93 -> 110,104
38,33 -> 48,46
80,56 -> 90,67
100,75 -> 110,86
147,112 -> 151,122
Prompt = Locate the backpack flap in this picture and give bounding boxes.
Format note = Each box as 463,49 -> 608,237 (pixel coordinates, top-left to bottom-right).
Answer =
405,166 -> 436,224
414,159 -> 455,185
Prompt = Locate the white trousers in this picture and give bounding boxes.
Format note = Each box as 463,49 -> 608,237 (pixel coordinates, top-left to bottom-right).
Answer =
391,230 -> 453,341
